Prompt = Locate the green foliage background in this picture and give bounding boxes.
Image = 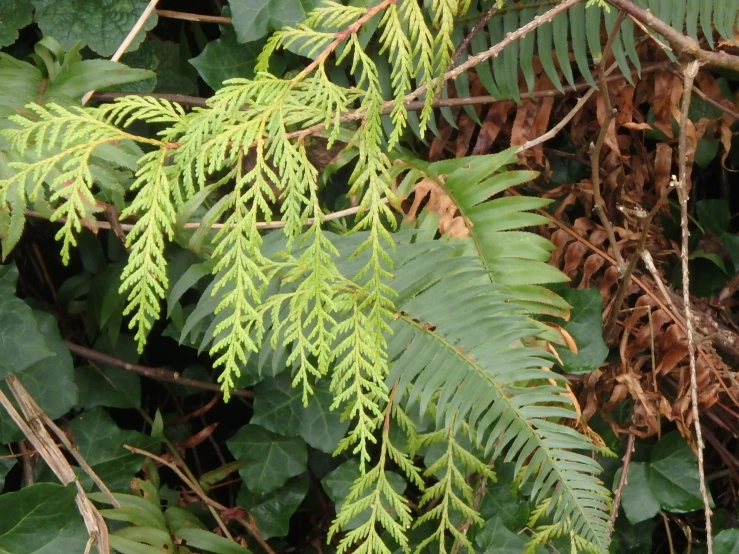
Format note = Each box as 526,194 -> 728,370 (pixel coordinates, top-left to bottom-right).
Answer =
0,1 -> 731,554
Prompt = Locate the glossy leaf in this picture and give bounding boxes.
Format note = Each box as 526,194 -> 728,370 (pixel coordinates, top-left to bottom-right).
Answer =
554,288 -> 609,375
615,462 -> 660,525
227,424 -> 308,495
237,474 -> 310,539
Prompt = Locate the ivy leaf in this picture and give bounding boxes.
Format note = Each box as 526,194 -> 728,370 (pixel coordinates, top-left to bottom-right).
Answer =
697,199 -> 731,236
0,268 -> 55,380
615,462 -> 660,525
648,431 -> 713,513
715,529 -> 739,554
229,0 -> 317,43
251,375 -> 350,453
0,0 -> 33,47
0,309 -> 78,443
68,407 -> 159,491
31,0 -> 159,56
0,483 -> 88,553
554,287 -> 609,375
226,424 -> 308,495
74,334 -> 141,410
475,516 -> 533,554
236,474 -> 310,539
189,19 -> 286,91
478,464 -> 529,531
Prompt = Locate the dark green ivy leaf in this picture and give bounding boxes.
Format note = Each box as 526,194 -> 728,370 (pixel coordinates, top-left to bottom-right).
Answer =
615,462 -> 660,525
32,0 -> 159,57
475,516 -> 544,554
67,407 -> 159,492
0,309 -> 78,443
648,431 -> 713,513
697,199 -> 731,236
0,483 -> 88,553
229,0 -> 317,44
227,424 -> 307,495
0,446 -> 14,490
236,474 -> 310,539
714,529 -> 739,554
554,287 -> 609,375
251,375 -> 350,453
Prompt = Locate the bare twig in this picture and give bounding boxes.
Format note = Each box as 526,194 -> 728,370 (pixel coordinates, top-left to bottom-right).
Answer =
0,377 -> 110,553
91,92 -> 208,108
447,3 -> 499,72
64,341 -> 253,399
124,445 -> 276,554
608,433 -> 636,534
27,198 -> 389,236
155,9 -> 231,24
606,0 -> 739,73
589,11 -> 626,274
676,59 -> 712,554
81,0 -> 161,105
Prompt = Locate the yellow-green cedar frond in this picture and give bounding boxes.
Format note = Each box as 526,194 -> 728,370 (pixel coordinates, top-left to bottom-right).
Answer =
526,498 -> 602,554
275,224 -> 340,403
377,4 -> 412,147
119,147 -> 177,349
276,27 -> 336,61
331,296 -> 388,466
210,193 -> 270,400
397,0 -> 435,134
99,96 -> 187,136
330,399 -> 413,554
304,1 -> 366,29
414,424 -> 488,554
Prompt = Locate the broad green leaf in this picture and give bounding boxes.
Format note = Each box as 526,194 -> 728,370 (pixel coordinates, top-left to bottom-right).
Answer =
478,464 -> 529,531
715,529 -> 739,554
32,0 -> 159,56
0,0 -> 33,47
229,0 -> 317,43
648,431 -> 713,513
251,375 -> 350,453
236,475 -> 310,539
0,483 -> 88,553
721,233 -> 739,271
697,199 -> 731,235
189,27 -> 267,91
475,516 -> 535,554
615,462 -> 660,525
0,309 -> 78,443
0,267 -> 55,380
553,288 -> 609,375
74,334 -> 141,409
176,528 -> 252,553
68,407 -> 159,491
226,424 -> 307,495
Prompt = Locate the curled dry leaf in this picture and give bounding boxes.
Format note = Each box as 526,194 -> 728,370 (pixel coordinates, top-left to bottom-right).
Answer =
403,177 -> 470,238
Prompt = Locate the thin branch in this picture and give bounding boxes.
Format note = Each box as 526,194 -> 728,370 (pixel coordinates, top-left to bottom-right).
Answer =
606,0 -> 739,73
81,0 -> 161,105
64,341 -> 253,399
26,198 -> 389,235
405,0 -> 585,104
447,3 -> 499,72
90,92 -> 208,109
608,432 -> 635,534
589,10 -> 626,274
676,59 -> 713,554
125,445 -> 276,554
155,9 -> 231,24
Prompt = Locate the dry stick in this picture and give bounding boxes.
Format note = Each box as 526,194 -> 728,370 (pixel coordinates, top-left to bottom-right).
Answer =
27,198 -> 389,236
91,91 -> 208,108
603,190 -> 670,338
447,3 -> 499,71
405,0 -> 585,105
677,59 -> 713,554
608,433 -> 636,534
64,341 -> 253,399
0,378 -> 110,554
606,0 -> 739,73
589,10 -> 627,274
80,0 -> 160,105
155,9 -> 231,24
124,445 -> 277,554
